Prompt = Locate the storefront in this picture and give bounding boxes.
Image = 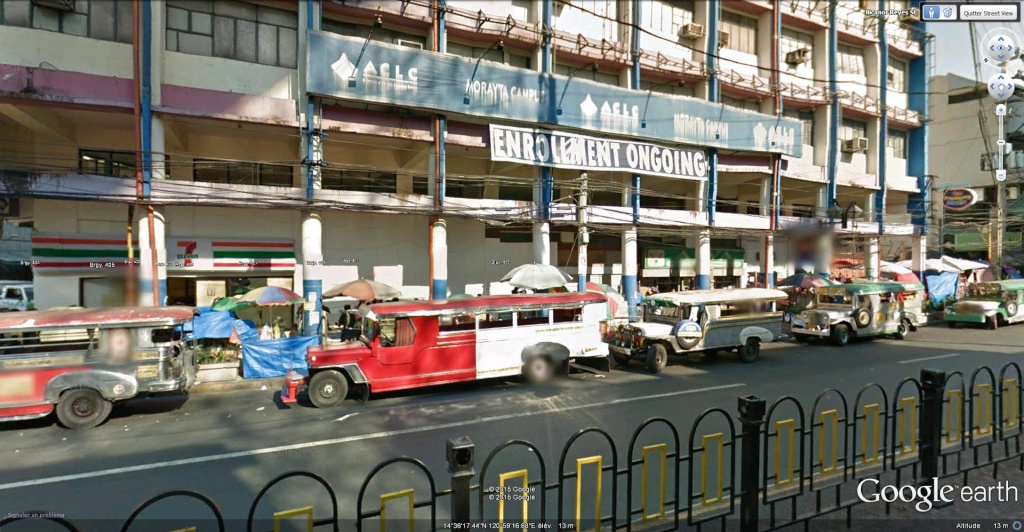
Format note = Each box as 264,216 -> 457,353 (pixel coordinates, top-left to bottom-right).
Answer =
641,247 -> 745,291
31,234 -> 297,310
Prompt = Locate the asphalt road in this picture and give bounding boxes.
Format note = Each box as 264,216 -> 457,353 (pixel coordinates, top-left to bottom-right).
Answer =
3,324 -> 1024,531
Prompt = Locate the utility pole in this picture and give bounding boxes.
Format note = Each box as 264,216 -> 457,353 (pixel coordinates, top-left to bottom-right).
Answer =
577,172 -> 589,293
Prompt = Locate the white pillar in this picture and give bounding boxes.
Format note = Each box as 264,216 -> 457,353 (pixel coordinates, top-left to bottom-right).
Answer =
696,230 -> 711,289
138,115 -> 168,306
816,184 -> 828,218
865,236 -> 880,281
431,219 -> 448,298
911,233 -> 927,277
622,228 -> 638,319
763,234 -> 775,288
816,232 -> 833,276
533,175 -> 551,265
760,177 -> 771,216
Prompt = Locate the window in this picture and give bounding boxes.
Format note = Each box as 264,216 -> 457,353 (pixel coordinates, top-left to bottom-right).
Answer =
554,64 -> 619,86
386,317 -> 415,347
783,110 -> 814,142
0,0 -> 132,43
413,176 -> 430,195
887,59 -> 907,91
499,182 -> 533,202
722,95 -> 759,111
717,199 -> 738,214
193,160 -> 293,187
80,150 -> 140,179
166,0 -> 298,68
640,80 -> 696,97
445,177 -> 485,199
721,11 -> 758,54
322,19 -> 426,48
644,0 -> 694,36
792,204 -> 815,218
321,169 -> 397,194
516,311 -> 551,327
447,41 -> 505,63
840,119 -> 867,141
887,130 -> 908,159
552,306 -> 583,323
479,312 -> 514,329
3,287 -> 22,300
780,28 -> 813,65
439,313 -> 476,332
837,44 -> 865,75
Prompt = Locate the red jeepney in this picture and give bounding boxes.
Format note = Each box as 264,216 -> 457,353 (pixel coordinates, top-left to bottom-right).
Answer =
0,307 -> 198,429
305,292 -> 610,407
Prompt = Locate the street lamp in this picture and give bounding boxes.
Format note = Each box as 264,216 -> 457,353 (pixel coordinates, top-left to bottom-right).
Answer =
347,15 -> 384,88
825,200 -> 863,229
462,40 -> 505,105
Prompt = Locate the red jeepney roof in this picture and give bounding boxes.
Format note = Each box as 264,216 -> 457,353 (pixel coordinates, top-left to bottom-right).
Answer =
369,292 -> 608,317
0,306 -> 197,331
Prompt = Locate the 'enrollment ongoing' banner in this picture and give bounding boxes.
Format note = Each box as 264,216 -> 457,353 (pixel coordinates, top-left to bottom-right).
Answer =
489,125 -> 708,180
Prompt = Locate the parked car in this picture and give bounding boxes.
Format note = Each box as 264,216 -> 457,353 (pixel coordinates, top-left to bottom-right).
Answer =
945,279 -> 1024,329
0,282 -> 33,312
608,288 -> 789,372
792,282 -> 914,346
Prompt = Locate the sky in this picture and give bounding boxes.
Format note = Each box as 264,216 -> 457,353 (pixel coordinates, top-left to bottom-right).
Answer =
932,18 -> 1024,81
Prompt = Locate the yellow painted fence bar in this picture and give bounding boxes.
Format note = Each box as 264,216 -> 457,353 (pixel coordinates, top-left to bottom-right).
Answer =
274,506 -> 314,532
1004,379 -> 1019,428
946,390 -> 963,442
641,444 -> 667,520
819,410 -> 839,473
169,528 -> 196,532
976,384 -> 993,435
774,419 -> 796,485
701,433 -> 725,504
380,489 -> 415,532
862,405 -> 880,464
898,397 -> 917,454
575,456 -> 603,531
498,469 -> 529,524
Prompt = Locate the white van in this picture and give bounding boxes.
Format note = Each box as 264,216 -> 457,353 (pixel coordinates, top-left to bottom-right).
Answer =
0,283 -> 33,312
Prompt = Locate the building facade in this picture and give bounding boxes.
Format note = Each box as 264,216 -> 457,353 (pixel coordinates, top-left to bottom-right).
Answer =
929,73 -> 1024,263
0,0 -> 930,321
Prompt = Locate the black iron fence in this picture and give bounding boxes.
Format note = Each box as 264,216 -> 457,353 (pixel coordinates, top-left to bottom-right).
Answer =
4,364 -> 1024,532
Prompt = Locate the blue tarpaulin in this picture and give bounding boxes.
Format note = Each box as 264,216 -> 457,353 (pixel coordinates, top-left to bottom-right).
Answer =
192,308 -> 237,339
925,271 -> 959,308
233,319 -> 259,345
241,336 -> 318,379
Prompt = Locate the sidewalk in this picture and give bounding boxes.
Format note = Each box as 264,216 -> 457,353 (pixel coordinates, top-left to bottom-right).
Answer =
189,376 -> 285,394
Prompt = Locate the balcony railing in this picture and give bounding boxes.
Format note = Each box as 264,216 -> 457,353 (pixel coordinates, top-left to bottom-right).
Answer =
782,0 -> 829,24
886,25 -> 923,55
637,50 -> 704,79
838,91 -> 923,126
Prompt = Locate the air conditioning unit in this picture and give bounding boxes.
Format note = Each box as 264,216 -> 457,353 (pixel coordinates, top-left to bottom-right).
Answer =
30,0 -> 75,11
678,23 -> 705,40
785,48 -> 811,65
898,10 -> 920,23
718,30 -> 730,48
842,137 -> 869,153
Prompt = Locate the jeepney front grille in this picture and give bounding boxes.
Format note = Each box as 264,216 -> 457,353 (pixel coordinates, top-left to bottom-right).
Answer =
804,312 -> 826,327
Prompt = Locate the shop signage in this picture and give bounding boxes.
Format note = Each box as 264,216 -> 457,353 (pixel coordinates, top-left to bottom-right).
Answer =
28,236 -> 296,272
942,188 -> 978,211
489,125 -> 707,180
306,31 -> 803,157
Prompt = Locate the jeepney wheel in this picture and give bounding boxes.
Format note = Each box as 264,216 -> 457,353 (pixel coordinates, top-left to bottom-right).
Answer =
738,339 -> 760,363
646,343 -> 668,374
831,324 -> 851,347
947,321 -> 959,329
989,315 -> 999,330
523,357 -> 555,384
56,389 -> 112,430
309,370 -> 349,409
893,319 -> 909,340
611,353 -> 631,368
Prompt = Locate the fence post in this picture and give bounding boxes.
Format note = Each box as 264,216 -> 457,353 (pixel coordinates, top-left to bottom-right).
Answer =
738,395 -> 766,532
919,369 -> 946,483
447,436 -> 476,524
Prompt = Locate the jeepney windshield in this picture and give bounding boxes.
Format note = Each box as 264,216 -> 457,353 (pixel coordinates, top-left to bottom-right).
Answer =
361,318 -> 377,341
819,290 -> 853,306
966,285 -> 1001,298
644,302 -> 690,320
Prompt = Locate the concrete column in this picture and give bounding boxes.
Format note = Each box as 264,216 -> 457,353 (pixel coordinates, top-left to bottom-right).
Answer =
763,234 -> 775,288
865,236 -> 880,281
696,230 -> 711,289
816,184 -> 828,218
302,213 -> 323,333
622,228 -> 638,320
816,232 -> 833,276
911,234 -> 927,278
432,219 -> 448,298
138,115 -> 168,305
533,177 -> 551,265
760,176 -> 771,216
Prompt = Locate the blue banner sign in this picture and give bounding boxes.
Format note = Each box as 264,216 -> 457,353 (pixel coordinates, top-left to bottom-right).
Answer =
306,31 -> 803,157
489,124 -> 707,180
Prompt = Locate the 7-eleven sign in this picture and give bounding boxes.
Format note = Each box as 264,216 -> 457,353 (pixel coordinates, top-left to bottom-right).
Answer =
177,241 -> 199,267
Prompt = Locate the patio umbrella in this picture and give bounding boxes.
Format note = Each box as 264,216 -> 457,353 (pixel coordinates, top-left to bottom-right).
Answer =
501,263 -> 573,290
236,286 -> 304,306
323,279 -> 401,301
210,296 -> 255,312
778,273 -> 837,289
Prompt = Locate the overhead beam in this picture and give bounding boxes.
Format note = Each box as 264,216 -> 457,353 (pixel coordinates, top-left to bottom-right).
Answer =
0,104 -> 74,142
162,120 -> 187,151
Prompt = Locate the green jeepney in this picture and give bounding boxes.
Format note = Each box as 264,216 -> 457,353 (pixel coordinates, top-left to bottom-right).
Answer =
945,279 -> 1024,329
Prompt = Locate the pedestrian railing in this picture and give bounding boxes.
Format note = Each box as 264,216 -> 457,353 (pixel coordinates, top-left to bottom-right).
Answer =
3,364 -> 1023,532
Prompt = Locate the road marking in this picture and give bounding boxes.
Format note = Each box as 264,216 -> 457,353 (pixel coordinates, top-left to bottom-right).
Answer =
333,413 -> 358,423
898,353 -> 960,364
0,382 -> 744,492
